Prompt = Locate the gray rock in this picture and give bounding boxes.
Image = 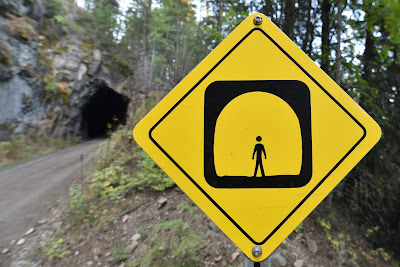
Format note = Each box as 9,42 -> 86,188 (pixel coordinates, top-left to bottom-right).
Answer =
231,251 -> 241,262
93,49 -> 101,61
0,40 -> 16,80
77,63 -> 87,81
214,255 -> 222,262
131,233 -> 141,241
128,240 -> 139,254
16,238 -> 26,245
270,252 -> 287,266
27,0 -> 44,24
51,221 -> 63,230
1,248 -> 9,254
53,54 -> 66,67
0,11 -> 132,140
24,227 -> 35,236
0,0 -> 28,16
40,230 -> 54,241
37,218 -> 47,225
10,260 -> 40,267
306,237 -> 318,253
122,214 -> 129,223
293,259 -> 304,267
158,197 -> 168,208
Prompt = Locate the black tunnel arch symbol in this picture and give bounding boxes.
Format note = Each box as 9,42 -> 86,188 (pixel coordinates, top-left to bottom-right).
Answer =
204,80 -> 312,188
81,81 -> 130,138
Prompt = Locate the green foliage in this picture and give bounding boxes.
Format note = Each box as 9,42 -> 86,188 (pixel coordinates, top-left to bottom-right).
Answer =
91,165 -> 131,200
154,219 -> 204,266
7,22 -> 37,41
0,141 -> 17,160
111,245 -> 128,262
130,219 -> 204,267
78,0 -> 121,50
43,75 -> 71,104
318,218 -> 332,231
68,184 -> 95,222
294,221 -> 303,233
43,75 -> 59,92
107,214 -> 116,225
65,95 -> 173,230
87,147 -> 173,205
52,15 -> 77,34
135,150 -> 175,191
0,41 -> 10,65
365,226 -> 380,238
44,0 -> 64,18
0,136 -> 80,169
370,247 -> 392,262
318,217 -> 357,262
40,237 -> 70,259
177,201 -> 196,212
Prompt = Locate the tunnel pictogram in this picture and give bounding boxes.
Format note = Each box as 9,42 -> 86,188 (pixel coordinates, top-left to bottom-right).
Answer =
204,80 -> 312,188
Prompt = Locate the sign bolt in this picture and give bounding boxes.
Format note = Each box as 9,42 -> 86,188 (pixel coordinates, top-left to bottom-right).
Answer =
253,15 -> 263,26
252,246 -> 262,257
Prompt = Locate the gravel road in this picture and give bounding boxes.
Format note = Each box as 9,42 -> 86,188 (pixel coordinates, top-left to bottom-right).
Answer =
0,139 -> 102,244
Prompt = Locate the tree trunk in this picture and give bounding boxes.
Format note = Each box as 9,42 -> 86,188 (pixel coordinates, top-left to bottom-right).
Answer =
174,14 -> 180,83
363,28 -> 374,83
321,0 -> 331,73
335,0 -> 343,85
283,0 -> 295,39
302,0 -> 313,55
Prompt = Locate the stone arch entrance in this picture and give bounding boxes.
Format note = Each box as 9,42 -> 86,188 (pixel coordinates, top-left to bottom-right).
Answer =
81,82 -> 129,138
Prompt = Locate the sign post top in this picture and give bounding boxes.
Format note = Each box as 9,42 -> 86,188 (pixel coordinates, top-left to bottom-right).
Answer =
133,13 -> 381,261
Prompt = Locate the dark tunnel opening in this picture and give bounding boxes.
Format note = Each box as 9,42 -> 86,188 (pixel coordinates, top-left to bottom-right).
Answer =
82,84 -> 129,138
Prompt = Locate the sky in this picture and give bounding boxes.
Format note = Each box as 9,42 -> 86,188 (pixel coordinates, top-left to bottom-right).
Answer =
75,0 -> 206,20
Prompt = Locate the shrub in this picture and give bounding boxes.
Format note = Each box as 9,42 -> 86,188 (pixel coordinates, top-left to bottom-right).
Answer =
40,237 -> 70,259
111,245 -> 128,262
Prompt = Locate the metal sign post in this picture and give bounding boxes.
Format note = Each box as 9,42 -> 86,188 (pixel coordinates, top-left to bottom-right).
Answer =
243,255 -> 270,267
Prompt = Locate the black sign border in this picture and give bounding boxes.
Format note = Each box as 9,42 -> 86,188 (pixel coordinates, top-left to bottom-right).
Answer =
149,28 -> 366,245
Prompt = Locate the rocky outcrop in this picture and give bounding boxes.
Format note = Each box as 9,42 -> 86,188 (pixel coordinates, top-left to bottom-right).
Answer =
0,0 -> 144,140
0,10 -> 43,139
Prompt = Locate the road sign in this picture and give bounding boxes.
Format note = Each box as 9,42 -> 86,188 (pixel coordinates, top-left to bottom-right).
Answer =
133,13 -> 381,261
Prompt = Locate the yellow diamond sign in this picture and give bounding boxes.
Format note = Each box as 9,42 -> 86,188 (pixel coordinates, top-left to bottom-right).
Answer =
133,13 -> 381,261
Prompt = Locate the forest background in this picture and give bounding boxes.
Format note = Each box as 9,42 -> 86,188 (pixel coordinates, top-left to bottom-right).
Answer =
7,0 -> 394,262
75,0 -> 400,259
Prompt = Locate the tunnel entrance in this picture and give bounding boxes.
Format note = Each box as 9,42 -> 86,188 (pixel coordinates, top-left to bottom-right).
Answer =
82,84 -> 129,138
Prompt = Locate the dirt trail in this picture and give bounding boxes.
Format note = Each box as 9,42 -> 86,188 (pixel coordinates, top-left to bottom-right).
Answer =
0,139 -> 102,244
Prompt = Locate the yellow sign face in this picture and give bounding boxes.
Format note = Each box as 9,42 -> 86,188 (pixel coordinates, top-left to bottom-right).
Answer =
133,13 -> 381,261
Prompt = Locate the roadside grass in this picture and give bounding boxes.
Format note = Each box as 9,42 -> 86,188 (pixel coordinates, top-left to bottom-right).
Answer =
127,209 -> 205,267
0,136 -> 81,169
34,90 -> 397,266
38,236 -> 70,260
65,92 -> 173,226
48,91 -> 208,265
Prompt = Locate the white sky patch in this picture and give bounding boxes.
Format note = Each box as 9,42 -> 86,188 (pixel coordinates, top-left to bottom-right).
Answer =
76,0 -> 205,19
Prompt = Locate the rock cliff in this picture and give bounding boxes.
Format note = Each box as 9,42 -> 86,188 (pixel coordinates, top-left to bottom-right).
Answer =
0,0 -> 145,140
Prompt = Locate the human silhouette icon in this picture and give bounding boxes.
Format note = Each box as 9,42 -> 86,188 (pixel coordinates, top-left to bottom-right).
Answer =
252,136 -> 267,177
